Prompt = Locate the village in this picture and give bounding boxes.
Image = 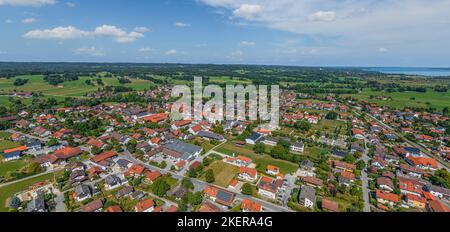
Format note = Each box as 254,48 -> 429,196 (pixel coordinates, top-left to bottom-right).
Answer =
0,82 -> 449,213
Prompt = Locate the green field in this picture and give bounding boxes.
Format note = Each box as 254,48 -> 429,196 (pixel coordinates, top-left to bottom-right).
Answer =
0,160 -> 27,177
215,141 -> 299,174
203,161 -> 239,187
0,171 -> 60,212
344,89 -> 450,110
0,75 -> 155,98
0,139 -> 22,152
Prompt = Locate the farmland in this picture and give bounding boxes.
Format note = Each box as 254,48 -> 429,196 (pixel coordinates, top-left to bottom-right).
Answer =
0,171 -> 61,212
344,89 -> 450,110
0,75 -> 155,98
0,160 -> 27,177
215,141 -> 299,174
202,161 -> 239,187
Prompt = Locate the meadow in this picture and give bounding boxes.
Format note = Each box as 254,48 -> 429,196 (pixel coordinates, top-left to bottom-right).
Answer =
203,161 -> 239,187
344,89 -> 450,110
0,75 -> 155,99
215,141 -> 299,174
0,171 -> 61,212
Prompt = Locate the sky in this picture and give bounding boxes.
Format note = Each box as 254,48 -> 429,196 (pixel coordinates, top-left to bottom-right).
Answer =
0,0 -> 450,67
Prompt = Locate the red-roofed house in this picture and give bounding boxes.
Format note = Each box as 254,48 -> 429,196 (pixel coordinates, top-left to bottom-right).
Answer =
241,199 -> 262,212
135,199 -> 155,212
376,189 -> 399,207
238,166 -> 258,182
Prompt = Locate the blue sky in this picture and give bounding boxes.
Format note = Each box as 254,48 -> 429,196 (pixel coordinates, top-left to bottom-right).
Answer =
0,0 -> 450,67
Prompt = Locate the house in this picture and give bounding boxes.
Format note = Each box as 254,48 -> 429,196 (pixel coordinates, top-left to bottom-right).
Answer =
2,145 -> 28,161
197,131 -> 225,141
2,151 -> 22,161
257,176 -> 283,200
351,129 -> 365,140
81,199 -> 104,212
321,198 -> 339,212
198,202 -> 221,212
398,176 -> 425,197
236,155 -> 252,167
376,189 -> 399,207
116,185 -> 134,198
75,184 -> 92,202
266,165 -> 280,176
131,190 -> 145,200
105,175 -> 123,190
338,171 -> 355,186
333,161 -> 356,173
399,164 -> 426,178
426,185 -> 450,200
228,179 -> 238,190
87,138 -> 105,150
238,166 -> 258,182
53,146 -> 83,161
299,185 -> 316,209
188,124 -> 203,135
26,194 -> 46,212
350,142 -> 365,154
405,194 -> 426,209
171,119 -> 192,130
427,200 -> 450,212
204,185 -> 236,207
135,199 -> 155,212
262,137 -> 278,147
127,164 -> 146,177
302,176 -> 323,188
105,205 -> 123,212
144,170 -> 162,184
406,156 -> 438,171
290,142 -> 304,153
298,160 -> 316,177
331,150 -> 348,159
245,132 -> 263,145
92,150 -> 117,164
376,177 -> 394,192
161,140 -> 202,162
241,199 -> 262,212
116,159 -> 132,170
26,140 -> 42,151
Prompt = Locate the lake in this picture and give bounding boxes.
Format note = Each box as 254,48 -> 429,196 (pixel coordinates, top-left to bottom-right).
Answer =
363,67 -> 450,77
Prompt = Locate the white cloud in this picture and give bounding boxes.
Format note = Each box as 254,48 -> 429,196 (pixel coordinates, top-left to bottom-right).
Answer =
23,25 -> 146,43
138,47 -> 153,53
24,26 -> 90,39
0,0 -> 56,7
231,50 -> 243,56
240,40 -> 255,46
21,17 -> 36,24
379,47 -> 389,53
74,47 -> 104,56
165,49 -> 177,55
199,0 -> 450,59
232,4 -> 262,20
308,11 -> 336,22
174,22 -> 191,27
93,25 -> 144,43
134,26 -> 150,33
66,2 -> 75,7
5,19 -> 14,23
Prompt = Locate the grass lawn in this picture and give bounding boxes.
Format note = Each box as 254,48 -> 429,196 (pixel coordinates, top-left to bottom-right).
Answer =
0,171 -> 60,212
311,119 -> 346,133
343,89 -> 450,110
215,141 -> 299,174
0,132 -> 12,139
0,160 -> 27,177
0,75 -> 155,98
0,139 -> 22,152
203,161 -> 239,187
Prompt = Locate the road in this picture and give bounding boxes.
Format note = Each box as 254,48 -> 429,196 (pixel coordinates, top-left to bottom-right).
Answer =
122,151 -> 292,212
360,139 -> 371,212
355,111 -> 449,171
0,168 -> 62,188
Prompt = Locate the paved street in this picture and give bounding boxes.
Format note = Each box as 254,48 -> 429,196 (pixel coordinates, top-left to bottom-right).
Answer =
361,139 -> 371,212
